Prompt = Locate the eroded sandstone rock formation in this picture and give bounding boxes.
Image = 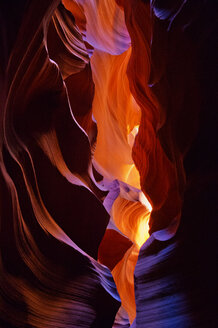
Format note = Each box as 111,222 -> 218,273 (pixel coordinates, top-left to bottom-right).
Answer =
0,1 -> 217,327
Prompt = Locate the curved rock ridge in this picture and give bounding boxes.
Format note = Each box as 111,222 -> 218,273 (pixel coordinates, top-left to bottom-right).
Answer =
0,1 -> 120,327
48,3 -> 90,79
124,0 -> 217,327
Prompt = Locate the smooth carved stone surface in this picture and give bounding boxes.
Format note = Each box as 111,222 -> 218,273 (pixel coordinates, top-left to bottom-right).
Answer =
0,0 -> 217,327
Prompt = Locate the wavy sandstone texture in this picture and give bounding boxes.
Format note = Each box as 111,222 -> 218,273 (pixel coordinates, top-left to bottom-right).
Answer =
0,1 -> 217,327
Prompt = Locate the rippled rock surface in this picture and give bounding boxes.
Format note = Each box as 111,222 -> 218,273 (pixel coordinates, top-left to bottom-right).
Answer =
0,1 -> 217,327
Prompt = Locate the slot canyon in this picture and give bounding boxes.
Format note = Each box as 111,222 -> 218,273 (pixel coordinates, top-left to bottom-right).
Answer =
0,1 -> 217,327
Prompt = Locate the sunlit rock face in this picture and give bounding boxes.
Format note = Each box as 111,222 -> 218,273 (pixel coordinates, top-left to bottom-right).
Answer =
0,1 -> 217,327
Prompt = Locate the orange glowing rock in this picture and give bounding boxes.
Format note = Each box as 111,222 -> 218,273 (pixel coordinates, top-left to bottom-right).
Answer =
1,1 -> 216,327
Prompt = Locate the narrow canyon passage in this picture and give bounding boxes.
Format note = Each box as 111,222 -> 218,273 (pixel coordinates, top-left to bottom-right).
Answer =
0,1 -> 217,327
